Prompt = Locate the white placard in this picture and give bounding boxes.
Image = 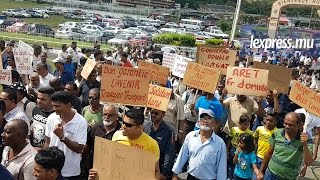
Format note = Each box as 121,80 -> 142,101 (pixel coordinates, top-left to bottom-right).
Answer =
172,55 -> 193,78
162,52 -> 176,70
13,41 -> 33,74
0,69 -> 12,85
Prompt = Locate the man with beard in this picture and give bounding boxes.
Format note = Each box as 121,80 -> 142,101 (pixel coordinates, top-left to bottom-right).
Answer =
84,103 -> 121,171
31,86 -> 55,148
172,108 -> 227,180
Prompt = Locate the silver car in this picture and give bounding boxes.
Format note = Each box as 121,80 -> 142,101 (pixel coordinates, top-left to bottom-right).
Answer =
55,27 -> 87,40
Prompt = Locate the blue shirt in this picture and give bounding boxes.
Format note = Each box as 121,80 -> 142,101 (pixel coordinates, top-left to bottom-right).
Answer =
234,151 -> 257,179
64,62 -> 75,73
172,130 -> 227,180
54,69 -> 75,85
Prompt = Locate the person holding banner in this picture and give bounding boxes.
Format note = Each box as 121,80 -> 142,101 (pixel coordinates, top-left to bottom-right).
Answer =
172,108 -> 227,180
257,112 -> 313,180
89,108 -> 161,180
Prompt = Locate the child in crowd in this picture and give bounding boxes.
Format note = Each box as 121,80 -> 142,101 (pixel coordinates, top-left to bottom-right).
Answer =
233,133 -> 259,180
227,115 -> 253,179
253,110 -> 278,170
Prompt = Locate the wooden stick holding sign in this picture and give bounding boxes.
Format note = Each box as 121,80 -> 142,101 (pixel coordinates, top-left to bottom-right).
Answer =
81,58 -> 96,79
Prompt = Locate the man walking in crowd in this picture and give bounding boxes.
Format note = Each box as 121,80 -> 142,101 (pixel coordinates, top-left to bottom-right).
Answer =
1,119 -> 37,180
33,146 -> 68,180
31,86 -> 55,148
36,62 -> 55,86
257,112 -> 313,180
172,108 -> 227,180
44,91 -> 87,179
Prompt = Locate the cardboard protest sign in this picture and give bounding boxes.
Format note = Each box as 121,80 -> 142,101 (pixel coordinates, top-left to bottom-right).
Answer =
253,62 -> 292,94
172,55 -> 193,78
162,52 -> 176,70
182,62 -> 220,93
225,67 -> 269,96
0,69 -> 12,85
13,41 -> 33,74
100,65 -> 151,106
289,81 -> 320,117
196,44 -> 237,75
139,61 -> 169,85
81,58 -> 96,79
93,137 -> 156,180
147,84 -> 171,111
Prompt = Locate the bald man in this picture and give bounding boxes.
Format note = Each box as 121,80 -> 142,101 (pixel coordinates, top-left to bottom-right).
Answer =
1,119 -> 37,180
257,112 -> 313,180
26,72 -> 45,98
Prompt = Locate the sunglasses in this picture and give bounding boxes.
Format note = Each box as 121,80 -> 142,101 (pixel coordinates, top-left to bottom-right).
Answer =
122,121 -> 136,128
88,96 -> 99,100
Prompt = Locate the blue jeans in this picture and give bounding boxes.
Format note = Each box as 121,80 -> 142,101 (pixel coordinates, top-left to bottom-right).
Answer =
264,168 -> 281,180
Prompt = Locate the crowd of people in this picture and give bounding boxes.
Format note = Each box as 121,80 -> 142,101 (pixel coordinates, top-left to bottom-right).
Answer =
0,38 -> 319,180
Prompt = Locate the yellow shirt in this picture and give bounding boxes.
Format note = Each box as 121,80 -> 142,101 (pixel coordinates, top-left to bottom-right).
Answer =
253,126 -> 277,159
112,131 -> 160,160
230,127 -> 253,148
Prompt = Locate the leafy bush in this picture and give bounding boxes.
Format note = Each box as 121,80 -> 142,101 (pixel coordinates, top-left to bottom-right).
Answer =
153,33 -> 196,47
205,39 -> 225,45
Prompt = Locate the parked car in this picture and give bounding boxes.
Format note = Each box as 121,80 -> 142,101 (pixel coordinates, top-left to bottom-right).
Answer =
128,35 -> 152,47
26,10 -> 43,18
2,9 -> 20,17
205,29 -> 229,39
81,24 -> 105,34
27,24 -> 54,37
6,22 -> 28,33
15,11 -> 31,18
58,21 -> 80,28
0,20 -> 16,30
165,22 -> 179,28
55,27 -> 87,40
104,26 -> 120,34
108,33 -> 133,46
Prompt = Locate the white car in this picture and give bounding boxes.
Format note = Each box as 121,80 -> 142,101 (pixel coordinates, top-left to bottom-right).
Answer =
161,46 -> 180,54
2,9 -> 20,17
108,34 -> 133,46
205,29 -> 229,39
118,27 -> 142,34
81,25 -> 105,34
165,22 -> 179,28
58,21 -> 80,28
104,26 -> 120,34
20,11 -> 31,18
55,27 -> 87,40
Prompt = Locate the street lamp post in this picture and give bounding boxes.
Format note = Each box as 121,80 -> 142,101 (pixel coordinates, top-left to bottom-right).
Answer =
230,0 -> 242,41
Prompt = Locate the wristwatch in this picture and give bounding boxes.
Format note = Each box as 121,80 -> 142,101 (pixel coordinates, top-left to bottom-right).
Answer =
60,135 -> 66,142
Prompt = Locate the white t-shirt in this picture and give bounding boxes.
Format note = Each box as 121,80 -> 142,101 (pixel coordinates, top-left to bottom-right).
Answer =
295,108 -> 320,139
45,110 -> 87,177
40,73 -> 55,86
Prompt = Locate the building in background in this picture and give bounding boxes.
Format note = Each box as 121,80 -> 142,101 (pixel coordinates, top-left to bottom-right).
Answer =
112,0 -> 174,9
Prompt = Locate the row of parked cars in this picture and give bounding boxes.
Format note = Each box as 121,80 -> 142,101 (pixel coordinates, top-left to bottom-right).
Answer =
1,8 -> 61,19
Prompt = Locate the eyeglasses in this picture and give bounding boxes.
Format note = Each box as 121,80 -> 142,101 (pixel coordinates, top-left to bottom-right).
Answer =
88,96 -> 99,100
122,121 -> 136,128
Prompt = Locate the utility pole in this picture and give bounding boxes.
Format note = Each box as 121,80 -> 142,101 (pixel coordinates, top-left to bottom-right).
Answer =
230,0 -> 242,41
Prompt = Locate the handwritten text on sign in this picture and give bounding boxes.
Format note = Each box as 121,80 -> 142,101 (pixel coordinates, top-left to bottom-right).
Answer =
81,58 -> 96,79
13,41 -> 33,74
0,69 -> 12,85
197,45 -> 237,75
100,65 -> 151,106
162,52 -> 176,70
225,67 -> 269,96
147,84 -> 172,111
253,62 -> 292,94
172,55 -> 193,78
289,81 -> 320,117
139,61 -> 169,85
182,62 -> 220,93
93,137 -> 156,180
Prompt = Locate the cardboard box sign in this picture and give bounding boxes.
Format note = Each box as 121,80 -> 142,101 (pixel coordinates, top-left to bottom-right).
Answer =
182,62 -> 220,93
225,67 -> 269,96
289,81 -> 320,118
81,58 -> 96,80
147,84 -> 172,111
196,44 -> 237,75
139,61 -> 170,85
100,65 -> 151,106
93,137 -> 156,180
